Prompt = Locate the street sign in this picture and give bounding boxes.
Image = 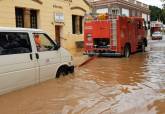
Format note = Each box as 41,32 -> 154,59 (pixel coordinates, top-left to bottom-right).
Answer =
55,13 -> 64,23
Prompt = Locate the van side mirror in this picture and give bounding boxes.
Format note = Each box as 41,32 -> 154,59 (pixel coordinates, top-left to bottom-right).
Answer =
54,43 -> 61,50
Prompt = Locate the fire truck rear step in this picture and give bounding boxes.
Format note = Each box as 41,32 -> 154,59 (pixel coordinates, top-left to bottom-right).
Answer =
84,52 -> 122,57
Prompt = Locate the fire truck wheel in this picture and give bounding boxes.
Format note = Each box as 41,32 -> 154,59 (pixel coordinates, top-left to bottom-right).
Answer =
124,45 -> 131,58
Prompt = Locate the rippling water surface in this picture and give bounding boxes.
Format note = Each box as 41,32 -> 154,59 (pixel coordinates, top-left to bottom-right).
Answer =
0,40 -> 165,114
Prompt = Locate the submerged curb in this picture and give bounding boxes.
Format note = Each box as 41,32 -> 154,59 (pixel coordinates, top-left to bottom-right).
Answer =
78,57 -> 96,67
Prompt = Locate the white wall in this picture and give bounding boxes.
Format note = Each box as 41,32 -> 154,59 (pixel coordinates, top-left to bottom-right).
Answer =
148,15 -> 150,21
96,8 -> 108,14
142,13 -> 147,21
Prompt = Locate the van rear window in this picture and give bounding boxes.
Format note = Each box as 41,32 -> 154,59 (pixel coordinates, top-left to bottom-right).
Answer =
0,32 -> 32,55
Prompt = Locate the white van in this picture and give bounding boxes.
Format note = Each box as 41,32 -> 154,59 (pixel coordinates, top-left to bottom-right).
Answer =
0,27 -> 74,95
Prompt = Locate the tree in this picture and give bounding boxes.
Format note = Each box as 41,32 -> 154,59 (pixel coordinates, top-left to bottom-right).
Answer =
160,9 -> 165,23
149,6 -> 161,21
149,5 -> 165,24
160,0 -> 165,23
161,0 -> 165,8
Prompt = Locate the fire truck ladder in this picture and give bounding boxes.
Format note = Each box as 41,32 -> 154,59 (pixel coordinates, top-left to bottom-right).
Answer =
110,19 -> 118,51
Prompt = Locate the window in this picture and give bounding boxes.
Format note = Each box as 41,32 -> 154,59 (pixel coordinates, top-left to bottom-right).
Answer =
15,8 -> 38,28
110,8 -> 120,15
72,15 -> 76,34
122,8 -> 129,16
72,15 -> 83,34
132,10 -> 136,16
30,10 -> 38,28
15,8 -> 24,27
79,16 -> 83,34
33,33 -> 55,52
137,11 -> 141,17
129,0 -> 135,3
0,32 -> 32,55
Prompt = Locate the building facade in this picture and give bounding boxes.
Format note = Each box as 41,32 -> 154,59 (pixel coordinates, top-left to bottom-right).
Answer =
0,0 -> 90,51
87,0 -> 150,22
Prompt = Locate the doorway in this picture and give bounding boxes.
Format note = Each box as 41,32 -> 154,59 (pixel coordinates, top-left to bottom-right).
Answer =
55,25 -> 62,45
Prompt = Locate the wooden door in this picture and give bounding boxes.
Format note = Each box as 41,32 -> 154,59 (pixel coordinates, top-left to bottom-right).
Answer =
55,26 -> 61,44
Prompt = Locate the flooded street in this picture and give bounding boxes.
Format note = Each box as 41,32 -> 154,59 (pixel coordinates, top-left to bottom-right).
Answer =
0,39 -> 165,114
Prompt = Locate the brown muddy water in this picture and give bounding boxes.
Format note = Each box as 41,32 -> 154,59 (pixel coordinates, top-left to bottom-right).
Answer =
0,40 -> 165,114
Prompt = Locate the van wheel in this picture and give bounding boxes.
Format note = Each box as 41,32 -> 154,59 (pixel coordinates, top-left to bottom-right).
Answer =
56,67 -> 68,78
124,45 -> 130,58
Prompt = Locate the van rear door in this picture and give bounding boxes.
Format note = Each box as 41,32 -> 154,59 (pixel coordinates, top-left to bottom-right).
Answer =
0,32 -> 37,95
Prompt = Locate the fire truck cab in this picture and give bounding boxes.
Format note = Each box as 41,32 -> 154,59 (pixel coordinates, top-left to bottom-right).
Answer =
84,14 -> 148,57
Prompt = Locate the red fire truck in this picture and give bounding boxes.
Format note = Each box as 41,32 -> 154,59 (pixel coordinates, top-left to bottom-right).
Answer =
84,14 -> 148,57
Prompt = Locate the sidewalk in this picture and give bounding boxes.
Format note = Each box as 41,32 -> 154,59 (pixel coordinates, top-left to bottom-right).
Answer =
70,49 -> 90,67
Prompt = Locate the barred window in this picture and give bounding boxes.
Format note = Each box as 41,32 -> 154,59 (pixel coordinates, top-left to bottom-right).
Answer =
30,10 -> 38,28
15,8 -> 24,28
110,8 -> 120,15
15,8 -> 38,28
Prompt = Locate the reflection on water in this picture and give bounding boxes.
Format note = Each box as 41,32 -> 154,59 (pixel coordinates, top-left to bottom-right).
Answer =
0,40 -> 165,114
148,99 -> 165,114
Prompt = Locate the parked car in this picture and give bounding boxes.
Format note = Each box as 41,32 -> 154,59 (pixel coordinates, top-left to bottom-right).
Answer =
152,31 -> 163,40
0,27 -> 74,95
